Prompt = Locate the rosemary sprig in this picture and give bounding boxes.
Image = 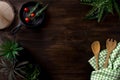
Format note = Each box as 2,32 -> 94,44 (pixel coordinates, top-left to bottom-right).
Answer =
35,4 -> 48,18
26,3 -> 48,21
28,3 -> 39,17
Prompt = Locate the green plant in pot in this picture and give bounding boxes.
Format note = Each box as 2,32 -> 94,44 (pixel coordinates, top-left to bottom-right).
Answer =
0,39 -> 41,80
0,40 -> 23,61
0,58 -> 40,80
80,0 -> 120,22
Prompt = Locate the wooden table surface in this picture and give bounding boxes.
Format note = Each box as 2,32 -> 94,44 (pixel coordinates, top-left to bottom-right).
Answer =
1,0 -> 120,80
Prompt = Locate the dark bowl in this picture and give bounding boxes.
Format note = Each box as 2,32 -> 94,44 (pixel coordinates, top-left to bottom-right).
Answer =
20,1 -> 45,28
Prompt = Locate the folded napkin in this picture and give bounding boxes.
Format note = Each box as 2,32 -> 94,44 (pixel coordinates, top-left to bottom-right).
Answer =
89,42 -> 120,80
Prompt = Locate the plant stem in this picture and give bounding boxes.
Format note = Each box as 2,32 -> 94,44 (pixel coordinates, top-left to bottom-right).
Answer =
35,4 -> 48,18
28,3 -> 39,17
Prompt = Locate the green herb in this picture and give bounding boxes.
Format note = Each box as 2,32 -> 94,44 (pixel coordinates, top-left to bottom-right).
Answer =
0,40 -> 23,60
27,3 -> 48,21
25,64 -> 40,80
28,3 -> 39,17
80,0 -> 120,22
35,4 -> 48,18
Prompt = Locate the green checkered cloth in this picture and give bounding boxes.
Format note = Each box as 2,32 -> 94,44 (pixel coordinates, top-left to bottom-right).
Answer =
89,42 -> 120,80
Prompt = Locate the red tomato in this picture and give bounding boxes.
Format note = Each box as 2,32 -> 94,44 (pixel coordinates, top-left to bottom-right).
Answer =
30,13 -> 35,17
24,7 -> 29,12
25,17 -> 30,23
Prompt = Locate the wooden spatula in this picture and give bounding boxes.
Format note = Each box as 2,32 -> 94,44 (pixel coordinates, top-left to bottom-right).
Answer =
91,41 -> 100,70
104,38 -> 117,68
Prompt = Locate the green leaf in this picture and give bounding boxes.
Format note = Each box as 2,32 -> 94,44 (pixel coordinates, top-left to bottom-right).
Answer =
106,0 -> 113,13
15,47 -> 23,51
28,3 -> 40,17
81,0 -> 120,22
0,40 -> 23,60
98,6 -> 104,22
35,4 -> 48,17
113,0 -> 120,17
25,64 -> 40,80
0,52 -> 8,57
85,7 -> 98,19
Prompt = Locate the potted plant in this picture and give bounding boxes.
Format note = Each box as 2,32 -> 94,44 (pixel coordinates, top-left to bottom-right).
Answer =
0,39 -> 40,80
0,58 -> 40,80
0,40 -> 23,61
0,58 -> 28,80
80,0 -> 120,22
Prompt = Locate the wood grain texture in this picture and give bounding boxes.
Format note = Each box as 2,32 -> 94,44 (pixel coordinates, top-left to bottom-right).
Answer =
1,0 -> 120,80
0,1 -> 14,29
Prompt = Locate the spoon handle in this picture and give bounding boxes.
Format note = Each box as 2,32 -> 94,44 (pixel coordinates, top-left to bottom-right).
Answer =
104,51 -> 111,68
95,55 -> 99,70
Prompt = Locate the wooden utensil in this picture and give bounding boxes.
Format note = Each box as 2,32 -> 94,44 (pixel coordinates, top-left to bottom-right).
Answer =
0,1 -> 14,29
104,38 -> 117,68
91,41 -> 100,70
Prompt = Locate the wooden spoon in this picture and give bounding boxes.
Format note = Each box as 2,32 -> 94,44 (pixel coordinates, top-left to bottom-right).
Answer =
104,38 -> 117,68
91,41 -> 100,70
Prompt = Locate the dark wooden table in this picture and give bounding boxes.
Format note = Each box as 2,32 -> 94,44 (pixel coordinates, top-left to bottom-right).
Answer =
1,0 -> 120,80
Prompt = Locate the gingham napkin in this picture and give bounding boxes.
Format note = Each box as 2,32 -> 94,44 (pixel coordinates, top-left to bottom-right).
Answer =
89,42 -> 120,80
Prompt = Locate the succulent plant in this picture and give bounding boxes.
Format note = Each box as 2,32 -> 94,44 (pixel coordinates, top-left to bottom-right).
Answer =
0,40 -> 23,61
0,58 -> 28,80
80,0 -> 120,22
